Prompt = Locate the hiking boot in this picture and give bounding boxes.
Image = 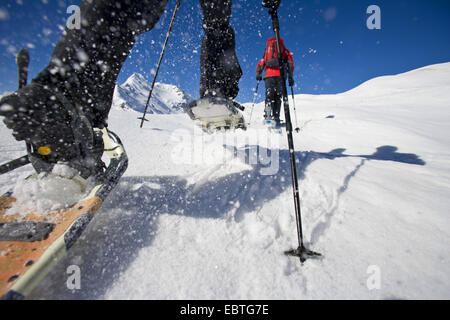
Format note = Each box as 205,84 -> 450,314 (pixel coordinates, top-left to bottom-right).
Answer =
0,82 -> 104,178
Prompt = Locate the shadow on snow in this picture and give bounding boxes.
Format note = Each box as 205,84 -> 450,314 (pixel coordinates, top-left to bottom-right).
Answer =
29,145 -> 425,299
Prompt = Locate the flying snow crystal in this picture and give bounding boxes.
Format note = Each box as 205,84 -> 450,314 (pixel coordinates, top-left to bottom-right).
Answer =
323,7 -> 337,22
42,28 -> 52,37
7,45 -> 16,56
76,49 -> 89,63
97,60 -> 109,72
0,8 -> 9,20
0,104 -> 13,112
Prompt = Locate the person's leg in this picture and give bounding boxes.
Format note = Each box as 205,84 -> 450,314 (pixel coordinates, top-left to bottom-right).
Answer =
33,0 -> 168,127
272,77 -> 284,121
0,0 -> 167,173
264,77 -> 276,120
199,0 -> 242,100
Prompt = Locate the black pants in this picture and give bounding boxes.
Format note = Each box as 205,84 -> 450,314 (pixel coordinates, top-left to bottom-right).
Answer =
33,0 -> 242,127
264,76 -> 284,121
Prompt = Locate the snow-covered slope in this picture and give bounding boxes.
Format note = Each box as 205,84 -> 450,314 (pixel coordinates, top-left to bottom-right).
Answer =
1,63 -> 450,300
112,73 -> 193,114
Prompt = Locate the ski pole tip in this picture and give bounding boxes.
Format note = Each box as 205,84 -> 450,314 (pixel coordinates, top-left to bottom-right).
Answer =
285,246 -> 322,264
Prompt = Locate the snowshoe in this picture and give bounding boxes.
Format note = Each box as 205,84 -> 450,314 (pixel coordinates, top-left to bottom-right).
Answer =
0,127 -> 128,300
185,96 -> 246,133
0,48 -> 128,299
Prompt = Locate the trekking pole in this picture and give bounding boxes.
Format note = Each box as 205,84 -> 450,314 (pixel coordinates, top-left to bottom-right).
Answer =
263,0 -> 321,263
0,49 -> 32,175
0,156 -> 30,175
140,0 -> 181,128
290,86 -> 300,133
248,80 -> 260,126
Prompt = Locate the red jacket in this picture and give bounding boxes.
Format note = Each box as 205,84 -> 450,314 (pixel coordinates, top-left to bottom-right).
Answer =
256,37 -> 294,79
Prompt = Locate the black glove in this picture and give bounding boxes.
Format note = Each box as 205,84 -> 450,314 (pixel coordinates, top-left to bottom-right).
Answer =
256,73 -> 262,81
288,77 -> 294,87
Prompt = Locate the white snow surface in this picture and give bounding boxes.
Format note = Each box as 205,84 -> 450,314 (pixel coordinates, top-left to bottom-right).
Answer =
6,172 -> 87,217
1,63 -> 450,299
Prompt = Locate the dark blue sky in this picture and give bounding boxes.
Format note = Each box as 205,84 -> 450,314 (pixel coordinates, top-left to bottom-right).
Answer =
0,0 -> 449,103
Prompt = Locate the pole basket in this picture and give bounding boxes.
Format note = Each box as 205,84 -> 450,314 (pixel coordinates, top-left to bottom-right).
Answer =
285,245 -> 322,263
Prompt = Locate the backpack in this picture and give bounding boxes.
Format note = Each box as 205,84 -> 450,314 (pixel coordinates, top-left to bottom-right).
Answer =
263,38 -> 287,69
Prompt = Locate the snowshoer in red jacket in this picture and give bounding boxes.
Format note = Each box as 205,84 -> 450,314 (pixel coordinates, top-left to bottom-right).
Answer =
256,37 -> 294,123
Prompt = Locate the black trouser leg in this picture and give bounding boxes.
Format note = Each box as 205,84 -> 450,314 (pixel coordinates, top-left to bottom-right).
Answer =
273,94 -> 282,121
264,76 -> 283,121
264,86 -> 273,120
199,0 -> 242,100
33,0 -> 168,127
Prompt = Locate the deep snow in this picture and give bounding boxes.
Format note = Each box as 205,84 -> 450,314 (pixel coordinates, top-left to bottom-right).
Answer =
1,63 -> 450,299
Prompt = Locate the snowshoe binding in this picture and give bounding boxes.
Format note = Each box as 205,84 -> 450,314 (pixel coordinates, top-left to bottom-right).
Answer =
185,96 -> 246,133
0,127 -> 128,300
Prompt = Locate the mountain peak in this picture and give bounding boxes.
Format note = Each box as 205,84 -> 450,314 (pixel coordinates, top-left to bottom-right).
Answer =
125,73 -> 148,86
113,73 -> 193,114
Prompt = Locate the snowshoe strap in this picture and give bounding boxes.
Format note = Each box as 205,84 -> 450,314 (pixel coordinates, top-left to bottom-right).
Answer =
0,222 -> 55,242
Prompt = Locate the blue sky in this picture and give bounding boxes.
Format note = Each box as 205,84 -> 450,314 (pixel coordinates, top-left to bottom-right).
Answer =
0,0 -> 449,103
